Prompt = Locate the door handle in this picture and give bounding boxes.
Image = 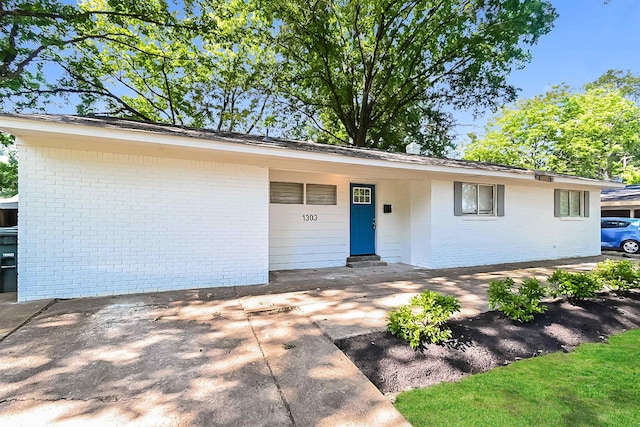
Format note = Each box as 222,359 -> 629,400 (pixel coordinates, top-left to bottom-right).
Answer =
372,218 -> 376,230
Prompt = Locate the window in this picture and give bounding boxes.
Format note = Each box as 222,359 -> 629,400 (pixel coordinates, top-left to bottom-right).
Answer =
270,182 -> 337,205
270,182 -> 303,204
554,190 -> 590,218
352,187 -> 371,204
601,220 -> 630,229
307,184 -> 337,205
454,182 -> 504,216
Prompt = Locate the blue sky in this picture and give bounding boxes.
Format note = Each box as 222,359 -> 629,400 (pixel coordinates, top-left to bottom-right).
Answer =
454,0 -> 640,143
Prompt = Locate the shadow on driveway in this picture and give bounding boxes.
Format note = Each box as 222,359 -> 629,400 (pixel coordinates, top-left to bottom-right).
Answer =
0,255 -> 622,425
0,290 -> 291,426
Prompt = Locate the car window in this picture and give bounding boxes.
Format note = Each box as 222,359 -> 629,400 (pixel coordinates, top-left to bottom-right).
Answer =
602,220 -> 620,229
602,220 -> 633,229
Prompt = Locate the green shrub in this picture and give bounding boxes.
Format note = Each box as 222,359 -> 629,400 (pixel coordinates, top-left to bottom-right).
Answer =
487,277 -> 547,322
387,290 -> 461,349
593,259 -> 640,291
547,270 -> 602,300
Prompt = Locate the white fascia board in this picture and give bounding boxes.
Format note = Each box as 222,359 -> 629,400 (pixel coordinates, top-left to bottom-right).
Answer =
551,176 -> 623,188
601,200 -> 640,207
0,116 -> 620,189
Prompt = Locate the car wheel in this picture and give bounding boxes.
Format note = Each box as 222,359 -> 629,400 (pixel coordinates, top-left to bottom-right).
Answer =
621,240 -> 640,254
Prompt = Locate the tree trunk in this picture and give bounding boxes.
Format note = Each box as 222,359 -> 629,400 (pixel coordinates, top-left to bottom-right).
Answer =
353,128 -> 368,147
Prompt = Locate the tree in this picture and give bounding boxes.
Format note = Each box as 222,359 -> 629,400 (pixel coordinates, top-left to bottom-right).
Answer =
0,132 -> 17,197
586,69 -> 640,104
2,0 -> 278,133
462,86 -> 567,170
66,0 -> 277,132
265,0 -> 557,154
1,0 -> 182,100
463,86 -> 640,180
581,70 -> 640,180
2,0 -> 558,157
621,167 -> 640,185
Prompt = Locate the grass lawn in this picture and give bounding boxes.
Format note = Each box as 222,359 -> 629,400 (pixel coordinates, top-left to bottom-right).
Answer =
395,329 -> 640,427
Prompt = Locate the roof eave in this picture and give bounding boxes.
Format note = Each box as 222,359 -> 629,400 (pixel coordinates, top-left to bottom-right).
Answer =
0,114 -> 623,189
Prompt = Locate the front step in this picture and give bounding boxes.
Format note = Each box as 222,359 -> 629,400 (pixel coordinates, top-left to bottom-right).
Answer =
346,255 -> 387,268
346,254 -> 381,262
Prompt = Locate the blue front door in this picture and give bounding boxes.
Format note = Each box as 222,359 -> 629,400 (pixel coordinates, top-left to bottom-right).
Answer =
350,184 -> 375,255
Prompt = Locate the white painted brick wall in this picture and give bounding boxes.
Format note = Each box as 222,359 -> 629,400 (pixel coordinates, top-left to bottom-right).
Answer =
409,180 -> 431,267
16,140 -> 604,300
377,180 -> 408,263
268,171 -> 349,269
427,180 -> 601,269
268,172 -> 409,269
18,145 -> 269,301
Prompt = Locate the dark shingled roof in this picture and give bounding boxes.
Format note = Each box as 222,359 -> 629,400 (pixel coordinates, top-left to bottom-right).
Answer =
0,113 -> 611,184
601,185 -> 640,202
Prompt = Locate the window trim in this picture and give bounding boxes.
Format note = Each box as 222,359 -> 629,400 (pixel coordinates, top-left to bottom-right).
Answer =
463,183 -> 496,216
554,189 -> 590,218
270,181 -> 338,206
454,181 -> 505,217
352,186 -> 372,205
270,181 -> 304,205
306,184 -> 337,206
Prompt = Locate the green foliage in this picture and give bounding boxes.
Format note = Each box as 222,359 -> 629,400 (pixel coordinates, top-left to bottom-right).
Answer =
1,0 -> 78,91
265,0 -> 556,151
463,84 -> 640,180
621,166 -> 640,184
547,270 -> 602,301
3,0 -> 557,155
395,329 -> 640,427
387,290 -> 461,350
2,0 -> 279,134
1,0 -> 181,101
72,0 -> 277,132
487,277 -> 547,322
593,259 -> 640,291
0,133 -> 17,197
586,69 -> 640,103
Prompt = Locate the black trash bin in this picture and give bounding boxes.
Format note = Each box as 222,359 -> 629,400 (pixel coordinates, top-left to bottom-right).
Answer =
0,227 -> 17,293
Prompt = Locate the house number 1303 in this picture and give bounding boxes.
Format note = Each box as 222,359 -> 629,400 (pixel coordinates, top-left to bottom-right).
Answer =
302,214 -> 318,222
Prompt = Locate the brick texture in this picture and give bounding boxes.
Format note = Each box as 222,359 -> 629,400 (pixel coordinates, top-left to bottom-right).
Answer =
17,145 -> 269,301
426,180 -> 601,268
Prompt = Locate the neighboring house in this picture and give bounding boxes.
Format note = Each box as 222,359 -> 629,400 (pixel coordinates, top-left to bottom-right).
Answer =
0,114 -> 620,301
601,185 -> 640,218
0,194 -> 18,294
0,194 -> 18,227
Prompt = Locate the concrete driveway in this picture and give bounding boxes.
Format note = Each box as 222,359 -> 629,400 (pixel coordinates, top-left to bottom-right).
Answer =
0,255 -> 619,426
0,289 -> 406,426
0,290 -> 294,426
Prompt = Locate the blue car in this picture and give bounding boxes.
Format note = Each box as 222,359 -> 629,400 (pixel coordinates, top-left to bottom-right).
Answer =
601,218 -> 640,254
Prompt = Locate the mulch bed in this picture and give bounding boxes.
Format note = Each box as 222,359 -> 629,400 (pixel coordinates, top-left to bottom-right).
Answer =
336,291 -> 640,395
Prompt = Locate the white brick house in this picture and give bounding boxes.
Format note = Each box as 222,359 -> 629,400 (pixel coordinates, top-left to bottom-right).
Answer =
0,114 -> 619,301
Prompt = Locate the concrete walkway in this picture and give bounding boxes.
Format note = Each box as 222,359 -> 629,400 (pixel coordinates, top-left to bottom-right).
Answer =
0,255 -> 621,426
241,255 -> 612,340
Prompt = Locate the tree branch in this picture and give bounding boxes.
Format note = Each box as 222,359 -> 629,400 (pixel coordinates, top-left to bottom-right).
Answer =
161,58 -> 176,124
